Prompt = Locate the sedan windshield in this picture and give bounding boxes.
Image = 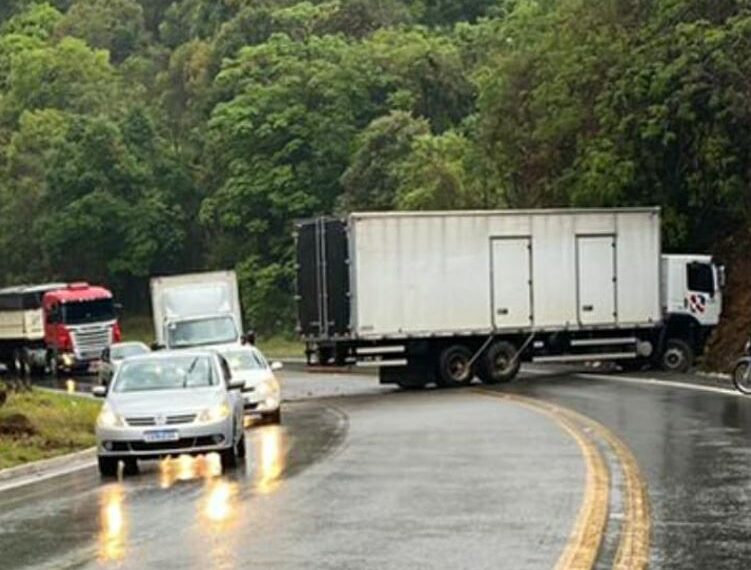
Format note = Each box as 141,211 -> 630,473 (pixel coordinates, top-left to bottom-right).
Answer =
114,356 -> 215,393
167,316 -> 238,348
223,349 -> 267,373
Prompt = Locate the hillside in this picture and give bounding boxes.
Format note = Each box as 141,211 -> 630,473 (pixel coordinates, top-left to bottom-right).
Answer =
0,0 -> 750,344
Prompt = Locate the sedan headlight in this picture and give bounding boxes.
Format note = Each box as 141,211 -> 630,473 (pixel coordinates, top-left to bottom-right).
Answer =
257,375 -> 280,396
198,403 -> 231,423
97,403 -> 124,428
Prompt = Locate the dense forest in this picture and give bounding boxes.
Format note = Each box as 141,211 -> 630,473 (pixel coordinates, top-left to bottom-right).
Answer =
0,0 -> 750,334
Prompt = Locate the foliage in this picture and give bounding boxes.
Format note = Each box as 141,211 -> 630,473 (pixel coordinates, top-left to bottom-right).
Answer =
1,0 -> 750,333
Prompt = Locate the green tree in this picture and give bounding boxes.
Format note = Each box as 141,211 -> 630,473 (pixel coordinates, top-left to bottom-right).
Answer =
57,0 -> 147,64
340,110 -> 429,211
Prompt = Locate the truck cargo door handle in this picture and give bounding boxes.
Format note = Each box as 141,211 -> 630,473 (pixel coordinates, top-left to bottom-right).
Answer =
497,308 -> 509,316
582,305 -> 594,312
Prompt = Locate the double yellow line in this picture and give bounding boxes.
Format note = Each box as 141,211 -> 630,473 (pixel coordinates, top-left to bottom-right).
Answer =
475,390 -> 651,570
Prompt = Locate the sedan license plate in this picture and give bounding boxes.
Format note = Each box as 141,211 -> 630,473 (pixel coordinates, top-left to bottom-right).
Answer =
144,430 -> 179,443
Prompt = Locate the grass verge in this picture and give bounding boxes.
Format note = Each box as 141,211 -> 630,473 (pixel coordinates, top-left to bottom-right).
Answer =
0,388 -> 101,470
120,313 -> 155,345
257,335 -> 305,359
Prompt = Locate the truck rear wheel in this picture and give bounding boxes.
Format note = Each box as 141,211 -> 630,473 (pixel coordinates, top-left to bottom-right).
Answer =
437,345 -> 474,387
660,339 -> 693,373
479,341 -> 520,385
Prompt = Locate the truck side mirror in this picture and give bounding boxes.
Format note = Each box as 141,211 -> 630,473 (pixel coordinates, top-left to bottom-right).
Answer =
150,342 -> 164,351
243,331 -> 257,346
718,265 -> 727,289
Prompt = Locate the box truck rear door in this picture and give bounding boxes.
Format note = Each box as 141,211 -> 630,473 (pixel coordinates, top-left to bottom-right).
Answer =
491,238 -> 533,329
577,236 -> 617,326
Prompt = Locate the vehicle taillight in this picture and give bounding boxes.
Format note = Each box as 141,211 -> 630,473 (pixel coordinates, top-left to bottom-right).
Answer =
57,327 -> 72,351
112,322 -> 122,343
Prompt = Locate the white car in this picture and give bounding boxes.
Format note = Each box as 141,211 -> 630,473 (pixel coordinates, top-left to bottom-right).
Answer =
220,346 -> 282,424
93,350 -> 246,477
98,341 -> 151,386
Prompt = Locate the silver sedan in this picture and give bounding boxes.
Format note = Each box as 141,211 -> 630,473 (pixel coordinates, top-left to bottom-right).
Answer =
93,350 -> 246,477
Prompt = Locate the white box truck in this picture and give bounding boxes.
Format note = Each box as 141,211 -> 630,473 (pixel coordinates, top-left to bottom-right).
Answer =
296,209 -> 723,387
151,271 -> 245,350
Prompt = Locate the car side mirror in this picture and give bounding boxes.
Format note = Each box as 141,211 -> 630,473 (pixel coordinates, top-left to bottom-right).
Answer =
92,386 -> 108,398
228,379 -> 245,391
271,361 -> 283,372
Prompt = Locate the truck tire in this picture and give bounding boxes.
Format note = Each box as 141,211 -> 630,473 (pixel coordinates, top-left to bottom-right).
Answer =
46,351 -> 59,378
660,339 -> 693,373
436,345 -> 474,387
479,341 -> 520,384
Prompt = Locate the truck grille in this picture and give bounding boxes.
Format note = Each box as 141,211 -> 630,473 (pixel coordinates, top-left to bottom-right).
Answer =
125,414 -> 197,427
72,327 -> 112,360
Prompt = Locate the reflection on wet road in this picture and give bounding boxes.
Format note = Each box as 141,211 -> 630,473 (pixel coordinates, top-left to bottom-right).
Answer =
0,403 -> 345,569
504,369 -> 751,569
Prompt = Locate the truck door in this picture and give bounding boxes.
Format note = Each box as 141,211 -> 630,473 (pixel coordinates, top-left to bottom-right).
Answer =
491,238 -> 532,329
577,236 -> 617,325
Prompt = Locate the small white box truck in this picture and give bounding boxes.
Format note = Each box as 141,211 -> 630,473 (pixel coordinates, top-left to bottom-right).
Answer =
296,208 -> 723,387
151,271 -> 244,350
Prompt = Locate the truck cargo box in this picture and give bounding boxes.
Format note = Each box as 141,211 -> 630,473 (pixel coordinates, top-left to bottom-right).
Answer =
297,209 -> 662,341
150,271 -> 242,347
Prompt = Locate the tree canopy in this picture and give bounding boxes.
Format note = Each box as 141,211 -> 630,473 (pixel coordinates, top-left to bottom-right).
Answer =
1,0 -> 749,332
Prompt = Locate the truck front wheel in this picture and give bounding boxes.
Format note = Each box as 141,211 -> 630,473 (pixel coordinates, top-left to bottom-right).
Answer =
437,345 -> 474,387
660,339 -> 694,373
479,341 -> 520,385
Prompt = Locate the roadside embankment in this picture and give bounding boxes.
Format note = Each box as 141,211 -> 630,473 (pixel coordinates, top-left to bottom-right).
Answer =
703,228 -> 751,373
0,386 -> 101,470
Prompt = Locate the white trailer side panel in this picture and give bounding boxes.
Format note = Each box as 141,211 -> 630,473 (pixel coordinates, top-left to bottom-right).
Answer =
350,209 -> 661,339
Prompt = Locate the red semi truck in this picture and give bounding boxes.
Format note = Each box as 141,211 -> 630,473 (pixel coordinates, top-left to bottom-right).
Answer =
0,282 -> 121,375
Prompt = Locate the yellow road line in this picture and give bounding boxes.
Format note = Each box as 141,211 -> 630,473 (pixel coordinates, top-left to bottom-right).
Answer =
473,390 -> 609,570
475,389 -> 651,570
560,409 -> 651,570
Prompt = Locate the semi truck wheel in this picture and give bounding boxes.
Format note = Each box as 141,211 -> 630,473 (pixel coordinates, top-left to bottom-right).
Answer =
437,345 -> 474,387
660,339 -> 693,373
479,341 -> 520,384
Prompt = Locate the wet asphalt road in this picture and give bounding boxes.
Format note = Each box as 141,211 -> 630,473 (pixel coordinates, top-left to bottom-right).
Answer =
1,367 -> 751,568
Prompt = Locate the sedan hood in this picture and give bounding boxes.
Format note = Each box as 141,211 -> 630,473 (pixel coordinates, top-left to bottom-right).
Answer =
108,388 -> 225,416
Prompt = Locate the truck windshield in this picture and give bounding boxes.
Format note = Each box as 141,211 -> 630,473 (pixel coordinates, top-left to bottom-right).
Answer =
167,316 -> 238,348
62,299 -> 116,324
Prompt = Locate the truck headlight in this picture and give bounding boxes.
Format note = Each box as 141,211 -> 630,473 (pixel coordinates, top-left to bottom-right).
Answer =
97,403 -> 124,428
198,403 -> 231,423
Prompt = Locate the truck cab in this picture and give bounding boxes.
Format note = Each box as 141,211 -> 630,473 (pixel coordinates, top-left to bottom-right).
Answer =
44,283 -> 121,373
659,255 -> 724,371
662,255 -> 723,327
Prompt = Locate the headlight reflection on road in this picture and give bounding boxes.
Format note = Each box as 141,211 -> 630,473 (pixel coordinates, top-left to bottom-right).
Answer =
98,485 -> 127,562
256,426 -> 285,494
202,479 -> 239,526
160,454 -> 222,489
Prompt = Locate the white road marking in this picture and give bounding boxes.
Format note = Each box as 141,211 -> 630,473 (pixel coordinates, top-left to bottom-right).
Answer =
523,367 -> 741,398
0,458 -> 96,493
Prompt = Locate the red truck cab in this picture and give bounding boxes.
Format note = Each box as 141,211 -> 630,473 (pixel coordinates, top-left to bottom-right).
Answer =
43,283 -> 121,373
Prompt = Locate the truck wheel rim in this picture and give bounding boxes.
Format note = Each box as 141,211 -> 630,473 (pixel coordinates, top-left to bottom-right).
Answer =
664,348 -> 684,369
494,355 -> 511,374
448,356 -> 470,382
